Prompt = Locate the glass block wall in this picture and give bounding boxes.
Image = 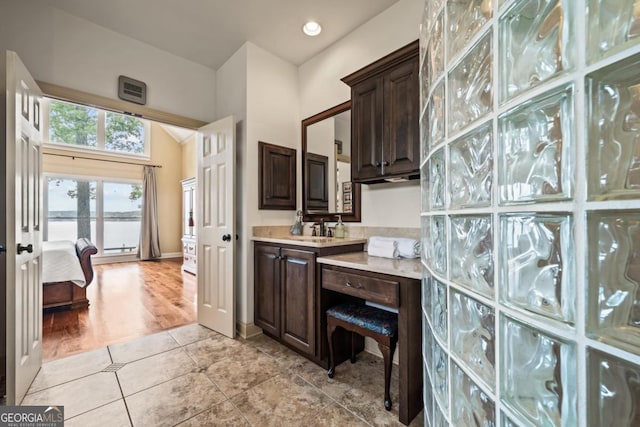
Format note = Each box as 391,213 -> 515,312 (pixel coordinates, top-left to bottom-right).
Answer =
419,1 -> 640,426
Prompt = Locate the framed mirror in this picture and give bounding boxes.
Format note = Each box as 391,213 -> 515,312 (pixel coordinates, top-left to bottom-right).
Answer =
302,100 -> 361,222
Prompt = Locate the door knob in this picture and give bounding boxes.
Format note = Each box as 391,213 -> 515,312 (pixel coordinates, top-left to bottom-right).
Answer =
222,234 -> 231,242
17,243 -> 33,254
0,245 -> 5,254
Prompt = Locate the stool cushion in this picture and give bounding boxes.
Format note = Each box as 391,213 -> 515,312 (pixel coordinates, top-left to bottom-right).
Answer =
327,303 -> 398,337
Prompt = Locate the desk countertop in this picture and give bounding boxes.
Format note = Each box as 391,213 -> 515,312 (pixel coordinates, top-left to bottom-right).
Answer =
317,252 -> 421,280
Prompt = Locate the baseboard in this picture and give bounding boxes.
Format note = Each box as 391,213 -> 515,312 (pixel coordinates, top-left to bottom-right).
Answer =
364,337 -> 399,366
237,322 -> 262,339
92,252 -> 182,265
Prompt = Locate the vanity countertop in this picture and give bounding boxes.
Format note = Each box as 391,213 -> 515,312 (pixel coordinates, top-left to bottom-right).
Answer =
317,252 -> 421,280
251,235 -> 367,248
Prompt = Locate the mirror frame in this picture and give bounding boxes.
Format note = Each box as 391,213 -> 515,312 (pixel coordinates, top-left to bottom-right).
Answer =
301,100 -> 361,222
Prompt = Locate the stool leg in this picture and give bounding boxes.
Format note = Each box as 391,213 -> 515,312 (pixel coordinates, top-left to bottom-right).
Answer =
350,331 -> 357,363
327,322 -> 338,378
378,341 -> 396,411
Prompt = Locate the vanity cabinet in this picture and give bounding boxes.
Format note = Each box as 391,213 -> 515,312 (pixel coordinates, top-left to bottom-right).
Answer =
253,240 -> 365,360
342,40 -> 420,183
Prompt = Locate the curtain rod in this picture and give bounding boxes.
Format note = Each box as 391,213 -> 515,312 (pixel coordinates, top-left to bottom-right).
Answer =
44,152 -> 162,168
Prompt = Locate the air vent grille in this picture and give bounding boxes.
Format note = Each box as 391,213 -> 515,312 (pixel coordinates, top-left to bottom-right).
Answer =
118,75 -> 147,105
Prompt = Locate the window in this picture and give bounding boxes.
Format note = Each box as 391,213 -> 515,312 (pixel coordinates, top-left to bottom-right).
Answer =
45,98 -> 150,158
45,176 -> 142,256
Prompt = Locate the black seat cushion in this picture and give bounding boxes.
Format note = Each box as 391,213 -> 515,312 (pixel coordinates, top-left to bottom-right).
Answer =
327,303 -> 398,337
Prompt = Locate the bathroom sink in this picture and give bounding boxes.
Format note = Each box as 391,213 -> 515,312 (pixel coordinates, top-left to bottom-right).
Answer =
286,235 -> 335,242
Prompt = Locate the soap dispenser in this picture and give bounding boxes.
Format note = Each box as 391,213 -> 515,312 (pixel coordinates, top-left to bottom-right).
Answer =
334,215 -> 345,238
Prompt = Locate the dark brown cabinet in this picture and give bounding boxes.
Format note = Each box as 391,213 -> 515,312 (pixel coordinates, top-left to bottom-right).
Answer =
342,40 -> 420,183
258,141 -> 296,210
254,244 -> 315,354
254,240 -> 364,360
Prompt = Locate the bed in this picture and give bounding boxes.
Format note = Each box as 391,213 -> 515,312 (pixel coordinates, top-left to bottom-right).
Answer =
42,238 -> 98,310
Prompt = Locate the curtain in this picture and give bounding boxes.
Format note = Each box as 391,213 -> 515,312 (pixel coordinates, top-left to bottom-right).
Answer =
138,166 -> 162,260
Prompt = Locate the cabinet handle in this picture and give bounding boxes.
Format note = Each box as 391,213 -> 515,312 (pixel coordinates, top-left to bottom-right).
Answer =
345,281 -> 363,289
375,161 -> 381,167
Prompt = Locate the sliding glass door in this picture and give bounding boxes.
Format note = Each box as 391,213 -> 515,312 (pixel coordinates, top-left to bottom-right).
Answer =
45,176 -> 142,256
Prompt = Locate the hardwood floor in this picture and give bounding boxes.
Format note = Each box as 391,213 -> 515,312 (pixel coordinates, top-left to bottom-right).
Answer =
42,258 -> 196,362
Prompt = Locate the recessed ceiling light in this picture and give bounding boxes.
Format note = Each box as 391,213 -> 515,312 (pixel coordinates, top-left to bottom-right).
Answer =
302,21 -> 322,36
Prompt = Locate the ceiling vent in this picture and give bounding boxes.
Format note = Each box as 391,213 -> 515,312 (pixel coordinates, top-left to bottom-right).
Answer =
118,75 -> 147,105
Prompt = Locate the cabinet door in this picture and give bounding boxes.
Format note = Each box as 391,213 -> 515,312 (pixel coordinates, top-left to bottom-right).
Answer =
351,77 -> 383,181
280,248 -> 316,355
383,57 -> 420,177
254,244 -> 281,337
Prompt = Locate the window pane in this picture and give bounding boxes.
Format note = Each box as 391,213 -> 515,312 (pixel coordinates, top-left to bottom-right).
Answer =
105,112 -> 145,154
46,178 -> 97,242
103,182 -> 142,254
48,100 -> 98,147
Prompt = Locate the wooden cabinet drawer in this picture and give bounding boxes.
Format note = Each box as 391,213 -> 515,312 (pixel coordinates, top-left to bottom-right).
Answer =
322,267 -> 399,307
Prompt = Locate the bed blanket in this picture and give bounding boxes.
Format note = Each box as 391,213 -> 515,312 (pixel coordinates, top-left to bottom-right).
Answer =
42,240 -> 86,287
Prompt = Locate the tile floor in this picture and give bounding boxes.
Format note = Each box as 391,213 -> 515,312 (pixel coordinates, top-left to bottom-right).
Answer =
22,324 -> 424,426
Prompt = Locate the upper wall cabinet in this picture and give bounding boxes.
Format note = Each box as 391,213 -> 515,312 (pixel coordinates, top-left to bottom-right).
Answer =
259,141 -> 296,210
342,40 -> 420,183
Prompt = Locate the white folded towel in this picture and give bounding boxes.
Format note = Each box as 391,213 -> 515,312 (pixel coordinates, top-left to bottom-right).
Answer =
367,239 -> 399,259
368,236 -> 420,259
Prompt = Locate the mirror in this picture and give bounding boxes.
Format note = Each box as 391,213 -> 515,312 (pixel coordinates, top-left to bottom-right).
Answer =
302,101 -> 361,222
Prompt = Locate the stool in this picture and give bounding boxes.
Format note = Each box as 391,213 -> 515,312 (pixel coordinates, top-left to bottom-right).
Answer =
326,303 -> 398,411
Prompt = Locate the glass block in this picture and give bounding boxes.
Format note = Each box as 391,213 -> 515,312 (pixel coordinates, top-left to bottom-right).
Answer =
498,84 -> 574,204
422,216 -> 429,267
430,149 -> 446,210
452,363 -> 496,427
429,80 -> 446,148
447,0 -> 493,64
421,162 -> 429,213
427,216 -> 448,275
588,348 -> 640,427
449,32 -> 493,134
429,10 -> 445,87
424,317 -> 434,380
423,273 -> 432,324
433,342 -> 449,410
451,290 -> 496,389
421,48 -> 429,116
424,362 -> 434,427
451,215 -> 493,296
432,278 -> 448,344
587,211 -> 640,353
450,122 -> 493,208
501,316 -> 577,426
500,412 -> 520,427
500,213 -> 575,324
587,55 -> 640,200
430,0 -> 445,41
587,0 -> 640,63
420,0 -> 429,63
499,0 -> 574,102
434,402 -> 448,427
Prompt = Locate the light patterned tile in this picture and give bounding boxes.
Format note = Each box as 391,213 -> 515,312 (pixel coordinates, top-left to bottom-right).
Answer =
117,348 -> 197,396
23,372 -> 121,419
167,323 -> 219,346
108,331 -> 179,364
30,347 -> 112,392
300,403 -> 369,427
230,374 -> 332,427
64,399 -> 131,427
184,336 -> 244,368
204,346 -> 283,397
176,400 -> 250,427
125,372 -> 226,427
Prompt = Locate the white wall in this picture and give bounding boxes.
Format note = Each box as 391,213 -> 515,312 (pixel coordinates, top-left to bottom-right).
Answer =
0,1 -> 216,123
216,42 -> 299,325
298,0 -> 423,228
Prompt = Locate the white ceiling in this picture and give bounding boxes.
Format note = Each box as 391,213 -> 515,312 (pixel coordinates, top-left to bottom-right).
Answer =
39,0 -> 400,70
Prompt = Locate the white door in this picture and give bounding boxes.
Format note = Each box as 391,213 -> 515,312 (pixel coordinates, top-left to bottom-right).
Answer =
196,116 -> 236,338
2,51 -> 43,404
